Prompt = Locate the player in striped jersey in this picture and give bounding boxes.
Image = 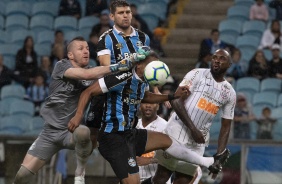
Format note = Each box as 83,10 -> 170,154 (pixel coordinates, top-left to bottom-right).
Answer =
68,52 -> 228,184
152,49 -> 236,184
136,103 -> 171,184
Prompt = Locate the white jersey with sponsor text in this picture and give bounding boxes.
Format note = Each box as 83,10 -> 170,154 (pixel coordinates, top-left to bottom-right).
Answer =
136,116 -> 169,182
165,69 -> 236,146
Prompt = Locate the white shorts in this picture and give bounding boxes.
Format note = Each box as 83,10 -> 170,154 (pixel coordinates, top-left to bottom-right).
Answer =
155,140 -> 205,176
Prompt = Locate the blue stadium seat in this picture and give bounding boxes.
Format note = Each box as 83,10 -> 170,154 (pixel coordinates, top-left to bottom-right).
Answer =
253,92 -> 278,108
0,98 -> 22,117
24,116 -> 44,136
9,100 -> 35,116
10,30 -> 36,45
54,16 -> 78,32
242,20 -> 266,38
271,107 -> 282,119
210,122 -> 221,140
3,56 -> 16,70
0,44 -> 21,68
139,13 -> 159,32
0,84 -> 26,100
127,0 -> 146,7
0,115 -> 33,135
31,1 -> 59,17
36,30 -> 55,44
138,2 -> 166,20
227,5 -> 250,22
273,121 -> 282,141
219,33 -> 238,46
0,2 -> 5,16
64,31 -> 84,42
219,19 -> 243,38
239,47 -> 256,62
5,1 -> 31,16
252,104 -> 273,118
5,15 -> 29,32
236,77 -> 260,94
80,29 -> 92,40
235,35 -> 261,51
234,0 -> 254,7
260,78 -> 282,93
262,48 -> 272,61
78,16 -> 100,31
277,93 -> 282,107
78,0 -> 86,17
0,30 -> 7,44
249,120 -> 258,140
0,15 -> 4,30
30,15 -> 54,33
34,43 -> 52,57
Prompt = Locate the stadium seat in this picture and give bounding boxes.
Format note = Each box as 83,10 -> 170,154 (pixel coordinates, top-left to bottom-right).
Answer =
249,121 -> 258,140
0,43 -> 21,57
0,30 -> 7,44
242,20 -> 266,38
9,100 -> 35,116
5,15 -> 29,32
219,33 -> 238,46
10,29 -> 36,45
24,116 -> 44,136
0,15 -> 4,30
78,16 -> 100,31
64,31 -> 83,42
31,1 -> 59,17
253,92 -> 278,108
273,121 -> 282,140
239,47 -> 256,62
210,122 -> 221,140
139,13 -> 159,32
262,48 -> 272,61
260,78 -> 282,93
0,1 -> 5,16
138,2 -> 167,20
34,43 -> 52,57
234,0 -> 254,7
271,107 -> 282,119
252,104 -> 273,118
227,5 -> 250,22
0,115 -> 33,135
36,30 -> 55,44
0,84 -> 26,100
235,35 -> 261,51
277,94 -> 282,107
236,77 -> 260,94
30,15 -> 54,33
127,0 -> 146,8
54,16 -> 78,32
3,56 -> 16,70
5,1 -> 31,16
218,19 -> 243,38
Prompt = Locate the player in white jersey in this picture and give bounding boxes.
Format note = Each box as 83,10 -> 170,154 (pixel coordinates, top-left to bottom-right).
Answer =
152,49 -> 236,184
135,102 -> 171,184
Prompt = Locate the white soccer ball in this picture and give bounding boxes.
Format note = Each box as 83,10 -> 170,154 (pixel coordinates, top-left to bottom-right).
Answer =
144,60 -> 170,87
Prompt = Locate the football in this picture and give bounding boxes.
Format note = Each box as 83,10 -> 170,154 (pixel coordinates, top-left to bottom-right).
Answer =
144,60 -> 170,87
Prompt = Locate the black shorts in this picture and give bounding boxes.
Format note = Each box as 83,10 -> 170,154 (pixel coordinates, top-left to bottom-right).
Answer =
98,129 -> 148,180
85,94 -> 105,129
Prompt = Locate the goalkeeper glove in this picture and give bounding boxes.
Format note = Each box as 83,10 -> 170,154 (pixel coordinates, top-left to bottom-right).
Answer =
131,46 -> 151,62
109,59 -> 133,72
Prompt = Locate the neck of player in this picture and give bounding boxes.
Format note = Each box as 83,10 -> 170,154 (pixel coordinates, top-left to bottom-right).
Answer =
142,116 -> 157,128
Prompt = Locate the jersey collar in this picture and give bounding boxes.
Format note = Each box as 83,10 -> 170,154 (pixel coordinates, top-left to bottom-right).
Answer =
132,67 -> 146,83
113,25 -> 137,37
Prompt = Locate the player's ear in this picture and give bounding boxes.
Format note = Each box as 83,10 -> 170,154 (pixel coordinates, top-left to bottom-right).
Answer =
68,52 -> 73,60
110,13 -> 114,21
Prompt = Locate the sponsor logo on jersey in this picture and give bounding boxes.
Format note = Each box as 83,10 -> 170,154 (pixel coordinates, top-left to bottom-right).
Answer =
87,112 -> 94,121
128,157 -> 137,167
197,98 -> 219,115
123,97 -> 141,105
141,151 -> 155,158
136,41 -> 143,47
115,71 -> 133,80
116,43 -> 123,50
81,80 -> 93,87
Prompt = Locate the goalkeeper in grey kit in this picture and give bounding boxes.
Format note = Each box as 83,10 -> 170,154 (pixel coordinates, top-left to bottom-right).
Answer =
13,36 -> 138,184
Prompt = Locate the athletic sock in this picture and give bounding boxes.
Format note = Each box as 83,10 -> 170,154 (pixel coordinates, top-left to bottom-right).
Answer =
165,141 -> 214,168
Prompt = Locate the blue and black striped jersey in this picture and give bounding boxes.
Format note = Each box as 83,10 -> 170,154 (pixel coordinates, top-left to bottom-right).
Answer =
99,69 -> 149,133
97,26 -> 150,64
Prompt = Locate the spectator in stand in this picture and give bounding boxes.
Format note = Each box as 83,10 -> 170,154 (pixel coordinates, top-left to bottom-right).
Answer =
130,4 -> 153,38
0,54 -> 14,89
86,0 -> 109,17
268,44 -> 282,78
59,0 -> 81,19
233,93 -> 256,139
195,51 -> 211,68
15,36 -> 38,88
259,20 -> 282,50
226,48 -> 247,82
198,29 -> 227,61
26,73 -> 49,116
256,107 -> 277,139
249,0 -> 269,22
150,27 -> 166,57
87,32 -> 99,66
37,56 -> 53,85
51,43 -> 65,68
248,50 -> 269,80
91,11 -> 112,36
269,0 -> 282,20
52,30 -> 67,58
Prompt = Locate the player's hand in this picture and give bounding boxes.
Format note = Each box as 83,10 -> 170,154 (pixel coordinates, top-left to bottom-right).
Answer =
68,116 -> 81,133
191,128 -> 205,144
131,46 -> 151,62
110,58 -> 133,72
